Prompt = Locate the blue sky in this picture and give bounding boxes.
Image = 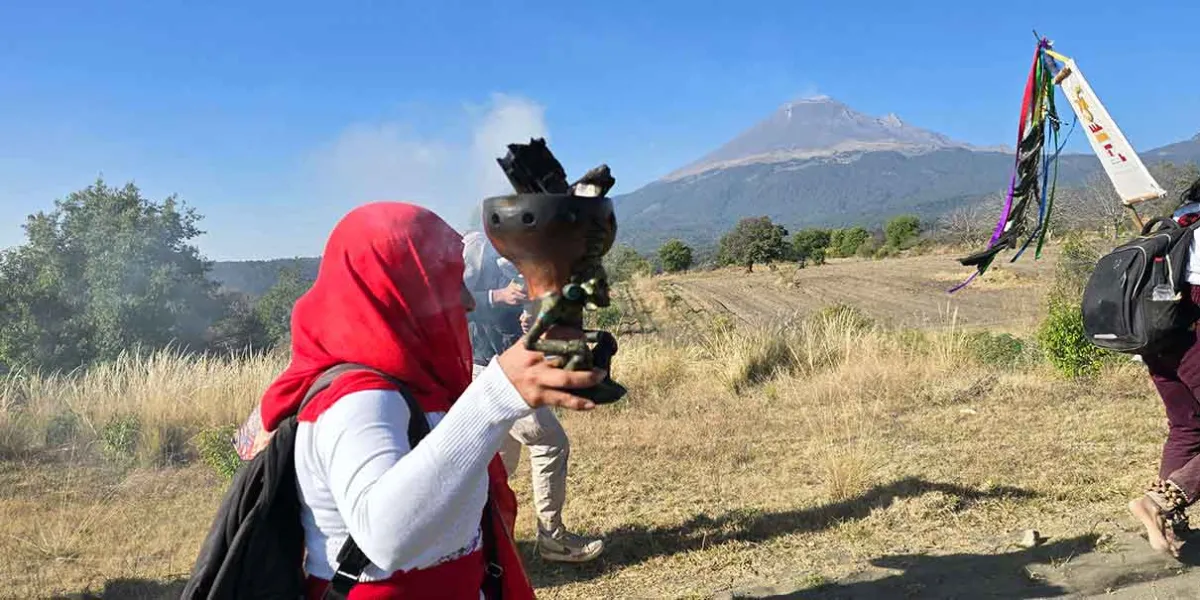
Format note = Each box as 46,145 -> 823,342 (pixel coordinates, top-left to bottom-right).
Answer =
2,1 -> 1197,260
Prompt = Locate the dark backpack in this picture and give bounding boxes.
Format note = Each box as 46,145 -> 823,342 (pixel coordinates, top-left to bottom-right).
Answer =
1081,217 -> 1199,354
181,363 -> 430,600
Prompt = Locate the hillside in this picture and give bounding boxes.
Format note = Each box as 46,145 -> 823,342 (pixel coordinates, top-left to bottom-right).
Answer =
616,147 -> 1097,250
207,257 -> 319,297
614,96 -> 1200,252
1145,132 -> 1200,164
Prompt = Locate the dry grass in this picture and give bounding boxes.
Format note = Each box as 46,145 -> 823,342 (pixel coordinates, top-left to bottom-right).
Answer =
0,463 -> 224,598
661,249 -> 1057,334
506,312 -> 1168,598
0,349 -> 284,464
0,259 -> 1176,598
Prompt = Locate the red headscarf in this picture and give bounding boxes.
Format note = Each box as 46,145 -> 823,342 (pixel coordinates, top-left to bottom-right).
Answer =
260,201 -> 473,430
257,202 -> 534,599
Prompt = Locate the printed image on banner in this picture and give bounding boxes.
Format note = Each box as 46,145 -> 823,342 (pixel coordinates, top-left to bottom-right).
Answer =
1058,60 -> 1165,204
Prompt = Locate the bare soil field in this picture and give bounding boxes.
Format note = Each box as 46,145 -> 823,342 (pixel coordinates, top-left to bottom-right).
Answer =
660,248 -> 1059,334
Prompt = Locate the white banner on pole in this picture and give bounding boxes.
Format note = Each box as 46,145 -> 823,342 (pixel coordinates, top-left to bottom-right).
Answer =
1057,59 -> 1166,205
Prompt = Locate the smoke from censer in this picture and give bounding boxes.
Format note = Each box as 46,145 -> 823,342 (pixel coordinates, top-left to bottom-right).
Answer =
313,93 -> 550,232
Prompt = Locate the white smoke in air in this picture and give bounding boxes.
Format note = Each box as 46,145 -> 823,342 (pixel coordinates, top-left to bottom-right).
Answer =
469,93 -> 550,202
311,94 -> 549,230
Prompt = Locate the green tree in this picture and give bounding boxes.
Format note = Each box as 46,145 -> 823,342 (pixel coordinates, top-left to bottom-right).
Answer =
254,266 -> 313,346
605,244 -> 652,282
717,216 -> 789,272
827,229 -> 845,258
791,228 -> 830,265
657,239 -> 694,273
857,235 -> 883,259
884,215 -> 921,250
828,226 -> 870,258
206,292 -> 270,353
0,179 -> 224,371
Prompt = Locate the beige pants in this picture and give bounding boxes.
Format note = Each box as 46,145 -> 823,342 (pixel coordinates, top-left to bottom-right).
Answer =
474,364 -> 569,535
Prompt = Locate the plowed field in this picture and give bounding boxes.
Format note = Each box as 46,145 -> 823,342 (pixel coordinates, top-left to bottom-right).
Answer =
661,248 -> 1059,333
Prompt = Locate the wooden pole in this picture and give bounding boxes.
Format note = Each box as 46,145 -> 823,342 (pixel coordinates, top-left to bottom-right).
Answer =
1127,203 -> 1146,232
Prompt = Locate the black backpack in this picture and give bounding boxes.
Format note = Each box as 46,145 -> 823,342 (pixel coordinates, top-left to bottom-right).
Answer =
1081,217 -> 1199,354
181,364 -> 430,600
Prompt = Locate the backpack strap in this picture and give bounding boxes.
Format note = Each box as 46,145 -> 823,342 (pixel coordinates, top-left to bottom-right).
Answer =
480,500 -> 504,600
299,363 -> 432,600
1144,216 -> 1180,235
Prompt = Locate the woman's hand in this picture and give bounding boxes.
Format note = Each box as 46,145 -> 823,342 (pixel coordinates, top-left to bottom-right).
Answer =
496,343 -> 603,411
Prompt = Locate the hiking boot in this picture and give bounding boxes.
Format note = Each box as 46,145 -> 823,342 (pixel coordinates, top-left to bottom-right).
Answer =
536,527 -> 604,563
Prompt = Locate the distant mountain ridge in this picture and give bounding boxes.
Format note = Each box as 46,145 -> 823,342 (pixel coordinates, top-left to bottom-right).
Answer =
667,96 -> 1006,180
210,97 -> 1200,286
1143,132 -> 1200,165
209,257 -> 318,297
613,95 -> 1200,251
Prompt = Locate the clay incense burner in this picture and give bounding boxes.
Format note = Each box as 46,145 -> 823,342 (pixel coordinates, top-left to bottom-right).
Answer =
480,140 -> 627,404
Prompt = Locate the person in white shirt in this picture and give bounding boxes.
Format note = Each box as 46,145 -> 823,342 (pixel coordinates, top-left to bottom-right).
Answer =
461,229 -> 606,563
254,202 -> 604,598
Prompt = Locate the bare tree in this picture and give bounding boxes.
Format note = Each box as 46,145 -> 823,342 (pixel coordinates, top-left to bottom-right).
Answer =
1060,162 -> 1200,238
1150,161 -> 1200,213
1053,173 -> 1128,240
937,201 -> 993,248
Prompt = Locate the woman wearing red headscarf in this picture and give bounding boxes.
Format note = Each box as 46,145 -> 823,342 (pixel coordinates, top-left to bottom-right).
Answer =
251,201 -> 602,599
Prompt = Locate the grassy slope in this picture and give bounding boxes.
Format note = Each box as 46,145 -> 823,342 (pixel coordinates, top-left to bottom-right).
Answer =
0,250 -> 1179,599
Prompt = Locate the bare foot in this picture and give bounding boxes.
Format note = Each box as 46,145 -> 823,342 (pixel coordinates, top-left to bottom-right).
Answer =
1130,496 -> 1183,557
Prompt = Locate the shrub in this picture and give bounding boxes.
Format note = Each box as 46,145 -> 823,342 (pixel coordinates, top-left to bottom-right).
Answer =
884,215 -> 922,249
44,412 -> 80,447
589,304 -> 623,330
605,245 -> 652,282
0,411 -> 36,460
828,227 -> 871,258
857,236 -> 882,259
1053,234 -> 1102,299
197,424 -> 241,480
966,331 -> 1026,369
816,304 -> 874,331
874,245 -> 900,259
658,239 -> 694,273
1037,233 -> 1108,377
1038,299 -> 1108,377
100,413 -> 141,460
140,423 -> 189,467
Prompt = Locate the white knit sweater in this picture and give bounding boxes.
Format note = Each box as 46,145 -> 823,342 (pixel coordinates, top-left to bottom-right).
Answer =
294,358 -> 531,581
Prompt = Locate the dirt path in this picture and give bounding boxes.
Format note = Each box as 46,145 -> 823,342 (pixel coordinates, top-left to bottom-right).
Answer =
716,529 -> 1200,599
665,248 -> 1059,332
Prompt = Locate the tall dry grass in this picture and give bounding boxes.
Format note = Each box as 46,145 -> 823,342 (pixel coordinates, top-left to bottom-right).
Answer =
0,348 -> 285,464
0,286 -> 1171,598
